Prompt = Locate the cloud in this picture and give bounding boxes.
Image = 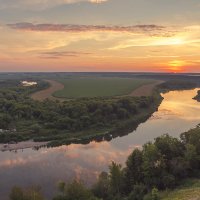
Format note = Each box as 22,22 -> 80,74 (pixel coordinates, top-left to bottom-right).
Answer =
0,0 -> 108,10
109,37 -> 186,50
39,51 -> 92,59
7,23 -> 176,37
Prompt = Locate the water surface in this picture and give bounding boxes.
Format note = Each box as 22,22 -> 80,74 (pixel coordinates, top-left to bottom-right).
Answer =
1,89 -> 200,199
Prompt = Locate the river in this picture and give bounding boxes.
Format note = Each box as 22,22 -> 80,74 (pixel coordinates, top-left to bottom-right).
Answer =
1,88 -> 200,199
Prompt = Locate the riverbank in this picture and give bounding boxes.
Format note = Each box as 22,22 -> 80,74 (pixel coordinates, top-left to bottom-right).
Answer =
129,80 -> 164,96
0,141 -> 48,152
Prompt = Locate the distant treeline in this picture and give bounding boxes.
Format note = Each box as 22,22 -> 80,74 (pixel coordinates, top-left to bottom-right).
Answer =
158,80 -> 197,92
9,126 -> 200,200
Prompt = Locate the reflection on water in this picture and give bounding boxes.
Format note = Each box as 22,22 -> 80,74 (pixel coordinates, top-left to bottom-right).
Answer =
1,89 -> 200,199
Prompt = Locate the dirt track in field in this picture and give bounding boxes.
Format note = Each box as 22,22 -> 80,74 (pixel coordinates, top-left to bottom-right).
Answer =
31,79 -> 64,101
129,80 -> 164,97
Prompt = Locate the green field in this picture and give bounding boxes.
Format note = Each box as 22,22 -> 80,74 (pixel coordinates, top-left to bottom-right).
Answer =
53,77 -> 154,98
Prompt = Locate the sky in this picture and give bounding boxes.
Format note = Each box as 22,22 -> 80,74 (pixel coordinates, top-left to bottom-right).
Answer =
0,0 -> 200,72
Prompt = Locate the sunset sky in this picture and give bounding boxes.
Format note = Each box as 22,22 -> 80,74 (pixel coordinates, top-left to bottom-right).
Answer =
0,0 -> 200,72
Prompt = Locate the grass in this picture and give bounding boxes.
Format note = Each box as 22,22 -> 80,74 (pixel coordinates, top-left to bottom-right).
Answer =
53,77 -> 155,98
160,179 -> 200,200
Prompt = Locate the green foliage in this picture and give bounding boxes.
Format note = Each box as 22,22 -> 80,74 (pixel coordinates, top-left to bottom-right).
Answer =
10,186 -> 45,200
53,180 -> 99,200
0,113 -> 12,129
109,162 -> 124,195
142,143 -> 165,188
151,188 -> 160,200
0,78 -> 160,143
184,144 -> 200,169
92,172 -> 110,199
127,184 -> 146,200
91,162 -> 125,200
30,124 -> 41,133
10,187 -> 24,200
125,148 -> 143,192
57,181 -> 66,193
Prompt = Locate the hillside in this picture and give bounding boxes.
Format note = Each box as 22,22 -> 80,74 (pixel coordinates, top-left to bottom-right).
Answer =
160,179 -> 200,200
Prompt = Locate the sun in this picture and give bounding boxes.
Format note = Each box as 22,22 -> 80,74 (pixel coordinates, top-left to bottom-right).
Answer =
168,60 -> 185,72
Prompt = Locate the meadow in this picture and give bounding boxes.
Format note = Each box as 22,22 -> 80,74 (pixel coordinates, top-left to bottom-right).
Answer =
53,77 -> 155,98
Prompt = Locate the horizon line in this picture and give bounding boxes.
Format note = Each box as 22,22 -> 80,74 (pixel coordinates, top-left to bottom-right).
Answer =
0,71 -> 200,74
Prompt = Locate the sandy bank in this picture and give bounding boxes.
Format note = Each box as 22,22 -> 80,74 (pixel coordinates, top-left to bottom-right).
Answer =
0,141 -> 48,152
130,80 -> 164,97
31,79 -> 64,101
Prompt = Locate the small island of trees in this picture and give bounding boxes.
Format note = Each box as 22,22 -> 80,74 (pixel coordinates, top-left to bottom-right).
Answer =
193,90 -> 200,102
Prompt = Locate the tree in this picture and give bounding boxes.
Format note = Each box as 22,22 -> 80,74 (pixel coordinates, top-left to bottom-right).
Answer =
127,184 -> 147,200
117,108 -> 129,119
30,124 -> 41,133
161,174 -> 175,189
125,148 -> 143,192
23,186 -> 45,200
9,186 -> 45,200
58,181 -> 66,194
151,187 -> 159,200
109,162 -> 124,196
184,144 -> 200,170
0,114 -> 12,129
170,157 -> 188,179
142,143 -> 165,188
53,180 -> 97,200
92,172 -> 110,199
181,127 -> 200,154
154,134 -> 184,161
10,187 -> 24,200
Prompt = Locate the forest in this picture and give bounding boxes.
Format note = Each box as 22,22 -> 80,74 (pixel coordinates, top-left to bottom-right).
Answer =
0,79 -> 162,144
